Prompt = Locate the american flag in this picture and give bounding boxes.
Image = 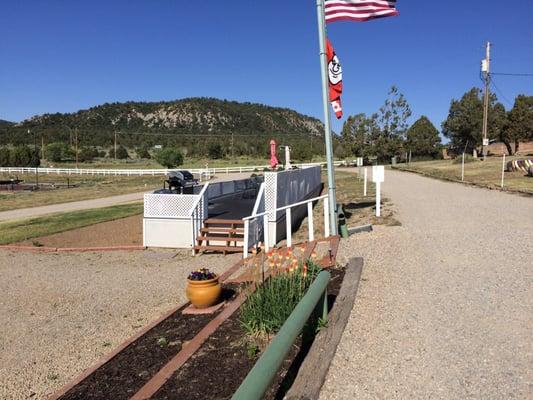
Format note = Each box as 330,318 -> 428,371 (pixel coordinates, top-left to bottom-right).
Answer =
325,0 -> 398,23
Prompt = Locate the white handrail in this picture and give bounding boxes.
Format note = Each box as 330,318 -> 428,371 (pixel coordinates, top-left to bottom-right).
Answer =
242,193 -> 330,258
189,183 -> 210,216
243,194 -> 328,221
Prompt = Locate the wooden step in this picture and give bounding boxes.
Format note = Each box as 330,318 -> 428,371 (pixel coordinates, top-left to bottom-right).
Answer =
204,218 -> 244,226
197,236 -> 245,243
200,227 -> 244,234
193,245 -> 244,253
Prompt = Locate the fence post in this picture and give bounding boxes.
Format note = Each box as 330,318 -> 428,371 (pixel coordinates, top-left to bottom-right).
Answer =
243,219 -> 250,258
323,197 -> 330,238
501,154 -> 506,188
285,208 -> 292,248
307,202 -> 314,242
461,152 -> 465,181
363,167 -> 367,196
375,181 -> 381,217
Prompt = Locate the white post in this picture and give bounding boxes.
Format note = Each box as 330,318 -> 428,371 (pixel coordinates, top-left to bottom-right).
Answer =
307,202 -> 314,242
376,181 -> 381,217
243,219 -> 250,259
285,208 -> 292,248
461,153 -> 465,181
501,154 -> 506,188
263,214 -> 270,252
323,197 -> 330,238
363,167 -> 368,196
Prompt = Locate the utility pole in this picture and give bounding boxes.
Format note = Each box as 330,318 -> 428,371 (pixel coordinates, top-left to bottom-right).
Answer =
75,128 -> 79,169
481,41 -> 491,161
41,135 -> 45,160
231,132 -> 234,160
114,131 -> 117,160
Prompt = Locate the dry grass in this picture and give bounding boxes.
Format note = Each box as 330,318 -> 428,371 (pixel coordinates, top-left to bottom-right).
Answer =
0,203 -> 143,245
292,170 -> 399,242
393,156 -> 533,194
0,173 -> 161,211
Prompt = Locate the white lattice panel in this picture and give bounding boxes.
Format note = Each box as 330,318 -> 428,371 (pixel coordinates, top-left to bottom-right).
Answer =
264,172 -> 278,221
144,193 -> 199,218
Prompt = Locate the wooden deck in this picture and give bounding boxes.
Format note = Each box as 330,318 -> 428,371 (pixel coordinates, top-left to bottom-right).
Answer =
224,236 -> 341,284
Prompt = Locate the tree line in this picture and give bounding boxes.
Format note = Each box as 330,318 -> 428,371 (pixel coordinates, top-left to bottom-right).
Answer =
442,89 -> 532,155
338,86 -> 532,163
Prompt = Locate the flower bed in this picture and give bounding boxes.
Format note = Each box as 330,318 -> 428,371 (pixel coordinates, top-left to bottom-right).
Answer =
52,244 -> 352,400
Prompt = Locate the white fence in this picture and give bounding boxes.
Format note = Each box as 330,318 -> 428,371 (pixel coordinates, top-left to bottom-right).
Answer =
0,161 -> 347,177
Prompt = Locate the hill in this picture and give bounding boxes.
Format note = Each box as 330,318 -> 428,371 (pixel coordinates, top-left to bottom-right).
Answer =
0,98 -> 324,157
0,119 -> 14,127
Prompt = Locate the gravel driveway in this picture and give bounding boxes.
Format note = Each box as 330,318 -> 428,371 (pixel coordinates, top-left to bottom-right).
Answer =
0,250 -> 239,400
321,170 -> 533,399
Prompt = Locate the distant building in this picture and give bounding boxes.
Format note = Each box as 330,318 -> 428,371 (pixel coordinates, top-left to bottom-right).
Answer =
487,141 -> 533,156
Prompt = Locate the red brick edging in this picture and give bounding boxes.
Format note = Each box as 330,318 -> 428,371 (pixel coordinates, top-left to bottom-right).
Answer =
0,245 -> 146,253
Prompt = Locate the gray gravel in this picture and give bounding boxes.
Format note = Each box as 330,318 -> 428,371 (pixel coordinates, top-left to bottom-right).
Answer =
0,249 -> 239,400
321,170 -> 533,399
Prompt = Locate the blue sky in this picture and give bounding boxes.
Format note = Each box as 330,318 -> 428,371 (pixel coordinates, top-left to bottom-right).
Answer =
1,1 -> 532,136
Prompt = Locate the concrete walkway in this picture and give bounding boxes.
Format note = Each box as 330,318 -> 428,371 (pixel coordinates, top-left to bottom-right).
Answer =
0,172 -> 253,222
321,170 -> 533,399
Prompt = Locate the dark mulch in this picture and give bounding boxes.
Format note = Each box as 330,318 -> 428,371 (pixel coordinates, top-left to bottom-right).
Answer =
59,287 -> 238,400
152,267 -> 346,400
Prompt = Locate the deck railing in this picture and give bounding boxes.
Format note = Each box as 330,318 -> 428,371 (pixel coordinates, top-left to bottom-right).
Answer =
242,194 -> 329,258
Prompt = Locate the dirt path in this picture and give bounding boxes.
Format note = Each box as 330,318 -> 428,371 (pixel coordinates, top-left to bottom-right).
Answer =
0,172 -> 253,222
321,170 -> 533,399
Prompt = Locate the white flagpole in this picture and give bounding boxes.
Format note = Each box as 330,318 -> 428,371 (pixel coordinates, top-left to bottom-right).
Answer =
316,0 -> 338,236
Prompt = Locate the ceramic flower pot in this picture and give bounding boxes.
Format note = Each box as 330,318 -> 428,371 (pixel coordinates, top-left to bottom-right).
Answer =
186,276 -> 222,309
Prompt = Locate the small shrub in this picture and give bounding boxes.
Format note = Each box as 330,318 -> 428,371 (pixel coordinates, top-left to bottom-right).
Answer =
208,143 -> 224,159
0,147 -> 11,167
239,260 -> 322,338
154,148 -> 184,168
136,146 -> 151,159
115,145 -> 129,160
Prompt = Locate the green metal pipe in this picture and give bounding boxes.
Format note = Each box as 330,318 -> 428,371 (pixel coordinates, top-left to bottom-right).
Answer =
232,270 -> 331,400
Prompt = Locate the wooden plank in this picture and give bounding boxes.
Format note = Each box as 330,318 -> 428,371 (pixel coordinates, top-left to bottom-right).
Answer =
284,257 -> 363,400
205,218 -> 244,225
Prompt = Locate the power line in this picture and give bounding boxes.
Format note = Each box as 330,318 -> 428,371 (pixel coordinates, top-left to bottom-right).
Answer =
491,72 -> 533,77
490,78 -> 513,106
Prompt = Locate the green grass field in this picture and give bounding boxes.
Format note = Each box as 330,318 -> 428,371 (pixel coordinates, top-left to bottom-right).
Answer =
42,155 -> 331,170
0,203 -> 143,245
393,156 -> 533,194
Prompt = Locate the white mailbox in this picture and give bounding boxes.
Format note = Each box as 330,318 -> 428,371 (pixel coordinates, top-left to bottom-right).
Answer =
372,165 -> 385,183
356,157 -> 363,167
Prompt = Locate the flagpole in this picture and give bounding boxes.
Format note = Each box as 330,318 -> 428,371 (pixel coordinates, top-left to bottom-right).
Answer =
316,0 -> 338,236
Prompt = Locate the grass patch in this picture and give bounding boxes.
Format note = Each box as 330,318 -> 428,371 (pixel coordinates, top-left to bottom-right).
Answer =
0,174 -> 161,212
394,156 -> 533,194
0,203 -> 143,245
240,260 -> 322,341
292,170 -> 399,242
